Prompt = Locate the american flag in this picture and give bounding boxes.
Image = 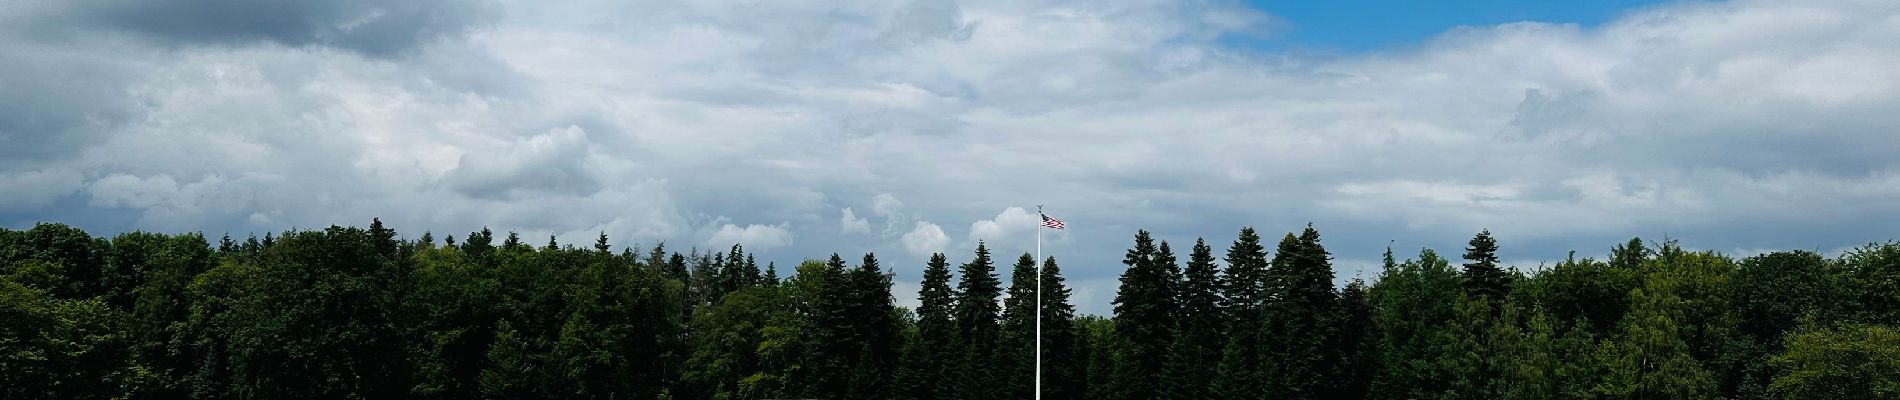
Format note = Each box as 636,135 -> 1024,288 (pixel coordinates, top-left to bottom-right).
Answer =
1040,213 -> 1065,229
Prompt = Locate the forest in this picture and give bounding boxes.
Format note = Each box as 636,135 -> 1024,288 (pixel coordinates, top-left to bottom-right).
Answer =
3,219 -> 1897,400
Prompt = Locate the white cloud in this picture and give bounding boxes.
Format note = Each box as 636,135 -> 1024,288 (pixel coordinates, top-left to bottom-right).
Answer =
4,0 -> 1900,315
840,207 -> 871,234
969,206 -> 1039,244
0,169 -> 83,211
901,221 -> 950,257
708,223 -> 795,251
89,173 -> 180,209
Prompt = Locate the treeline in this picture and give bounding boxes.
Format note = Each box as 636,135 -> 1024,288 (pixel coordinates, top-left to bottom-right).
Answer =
2,220 -> 1897,399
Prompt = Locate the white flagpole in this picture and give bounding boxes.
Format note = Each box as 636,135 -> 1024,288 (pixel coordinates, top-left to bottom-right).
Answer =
1035,205 -> 1044,400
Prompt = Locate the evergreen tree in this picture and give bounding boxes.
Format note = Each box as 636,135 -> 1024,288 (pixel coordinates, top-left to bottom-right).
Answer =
502,231 -> 522,249
898,253 -> 957,400
1463,229 -> 1511,299
1259,225 -> 1339,400
1040,257 -> 1086,400
1160,238 -> 1222,400
763,262 -> 780,286
997,253 -> 1040,398
1331,278 -> 1376,399
951,243 -> 1003,400
796,254 -> 855,398
845,253 -> 900,400
1212,227 -> 1269,400
1109,231 -> 1175,400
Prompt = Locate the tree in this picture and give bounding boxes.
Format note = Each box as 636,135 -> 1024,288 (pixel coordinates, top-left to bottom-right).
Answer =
1260,226 -> 1339,400
1369,249 -> 1464,400
1769,324 -> 1900,400
997,253 -> 1040,398
898,253 -> 957,400
1039,256 -> 1086,400
951,243 -> 1003,400
1840,242 -> 1900,326
1160,238 -> 1222,400
1109,231 -> 1174,400
1212,227 -> 1270,400
1463,229 -> 1511,300
845,253 -> 901,400
1331,279 -> 1376,399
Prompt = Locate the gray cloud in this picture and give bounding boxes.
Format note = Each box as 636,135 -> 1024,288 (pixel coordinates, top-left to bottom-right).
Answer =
24,0 -> 498,57
4,0 -> 1900,315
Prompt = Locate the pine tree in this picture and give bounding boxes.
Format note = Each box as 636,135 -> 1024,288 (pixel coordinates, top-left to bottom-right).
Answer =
997,253 -> 1040,398
1212,227 -> 1269,400
763,262 -> 780,286
898,253 -> 957,400
502,231 -> 521,249
1332,279 -> 1376,399
1463,229 -> 1511,299
798,254 -> 855,398
951,243 -> 1004,400
1040,256 -> 1087,400
594,232 -> 610,254
846,253 -> 901,400
1109,231 -> 1175,400
1160,238 -> 1222,400
1260,225 -> 1339,399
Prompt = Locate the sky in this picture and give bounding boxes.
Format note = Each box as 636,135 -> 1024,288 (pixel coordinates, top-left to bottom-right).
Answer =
4,0 -> 1899,315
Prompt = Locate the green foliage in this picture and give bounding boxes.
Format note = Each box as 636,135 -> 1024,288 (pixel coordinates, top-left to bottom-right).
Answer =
1109,230 -> 1175,400
897,253 -> 956,400
1769,324 -> 1900,400
1039,257 -> 1086,400
1462,229 -> 1511,300
951,243 -> 1004,400
1160,238 -> 1222,400
997,254 -> 1040,398
4,220 -> 1898,400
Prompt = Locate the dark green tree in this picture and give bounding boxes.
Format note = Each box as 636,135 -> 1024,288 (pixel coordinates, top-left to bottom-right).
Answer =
997,253 -> 1039,398
845,253 -> 901,400
951,243 -> 1003,400
1462,229 -> 1511,299
1040,256 -> 1086,400
1259,226 -> 1339,400
898,253 -> 956,400
1160,238 -> 1222,400
1211,227 -> 1269,400
1109,231 -> 1174,400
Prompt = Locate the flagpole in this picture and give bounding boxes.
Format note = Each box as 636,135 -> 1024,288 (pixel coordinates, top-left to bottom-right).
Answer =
1035,205 -> 1044,400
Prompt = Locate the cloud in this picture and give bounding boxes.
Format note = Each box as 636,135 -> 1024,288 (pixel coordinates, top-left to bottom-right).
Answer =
4,0 -> 1900,315
17,0 -> 499,56
840,207 -> 871,234
901,221 -> 950,257
445,125 -> 601,200
969,207 -> 1040,244
708,223 -> 795,251
0,169 -> 84,211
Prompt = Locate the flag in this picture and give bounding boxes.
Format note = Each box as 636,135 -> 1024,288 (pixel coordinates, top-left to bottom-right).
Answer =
1041,213 -> 1065,229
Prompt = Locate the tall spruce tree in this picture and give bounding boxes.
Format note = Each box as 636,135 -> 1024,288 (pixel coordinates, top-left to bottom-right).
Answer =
1109,231 -> 1175,400
1463,229 -> 1511,299
1332,278 -> 1377,399
1260,225 -> 1340,400
998,253 -> 1040,398
1161,238 -> 1223,400
898,253 -> 957,400
951,243 -> 1003,400
1040,256 -> 1087,400
797,254 -> 855,398
845,253 -> 901,400
1212,227 -> 1270,400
